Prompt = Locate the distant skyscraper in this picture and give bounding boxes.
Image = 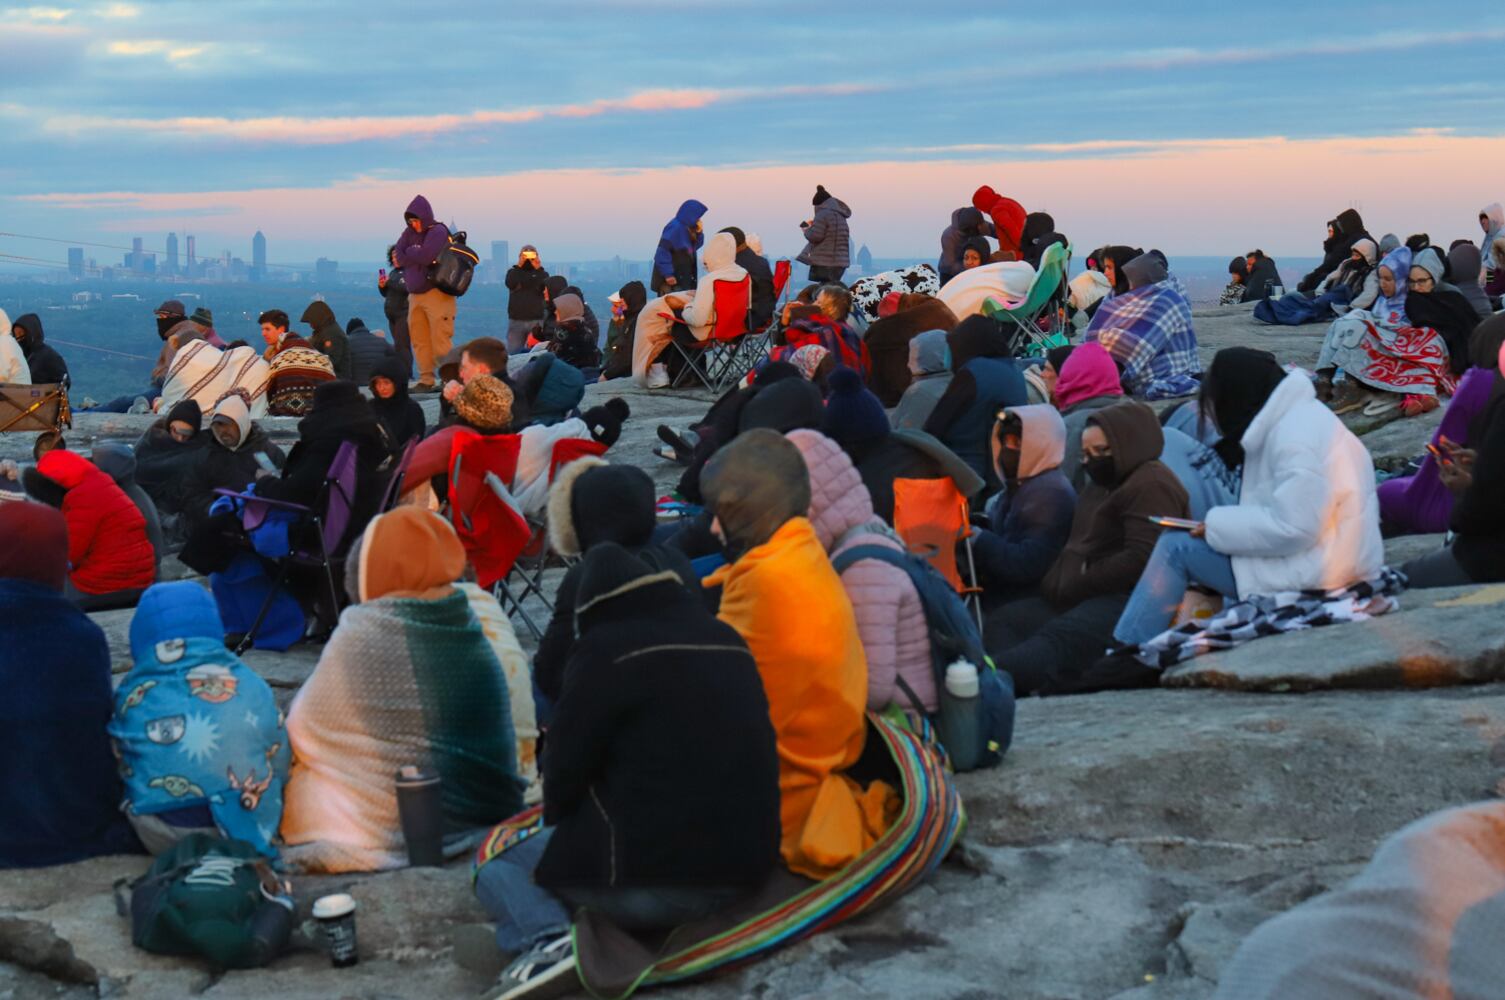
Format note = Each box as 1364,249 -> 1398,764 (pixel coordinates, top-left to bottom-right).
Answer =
252,230 -> 266,282
186,235 -> 197,276
856,244 -> 873,271
491,240 -> 509,264
166,232 -> 179,276
130,236 -> 145,272
68,247 -> 84,278
315,258 -> 338,284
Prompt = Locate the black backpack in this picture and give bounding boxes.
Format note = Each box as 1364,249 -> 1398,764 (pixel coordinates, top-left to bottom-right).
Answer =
429,229 -> 480,297
832,543 -> 1015,770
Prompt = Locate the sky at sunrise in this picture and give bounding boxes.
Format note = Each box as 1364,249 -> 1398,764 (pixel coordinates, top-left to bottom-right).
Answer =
6,1 -> 1505,265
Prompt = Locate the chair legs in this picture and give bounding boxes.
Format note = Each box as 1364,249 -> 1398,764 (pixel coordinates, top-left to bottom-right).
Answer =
235,555 -> 294,655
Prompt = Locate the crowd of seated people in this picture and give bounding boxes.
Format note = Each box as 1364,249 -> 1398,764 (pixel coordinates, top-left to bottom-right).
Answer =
5,187 -> 1505,1000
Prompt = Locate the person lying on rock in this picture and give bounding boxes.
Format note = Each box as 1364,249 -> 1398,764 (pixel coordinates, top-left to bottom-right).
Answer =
984,399 -> 1188,696
0,501 -> 144,868
701,429 -> 899,881
280,508 -> 525,873
1111,348 -> 1383,647
473,542 -> 781,998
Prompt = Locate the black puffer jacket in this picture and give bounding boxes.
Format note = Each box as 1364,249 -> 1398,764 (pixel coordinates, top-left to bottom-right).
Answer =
367,354 -> 426,455
1297,209 -> 1372,294
535,543 -> 781,892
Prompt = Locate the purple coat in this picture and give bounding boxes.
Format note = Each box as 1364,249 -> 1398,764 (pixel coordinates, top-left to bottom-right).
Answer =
1377,367 -> 1495,534
394,195 -> 450,295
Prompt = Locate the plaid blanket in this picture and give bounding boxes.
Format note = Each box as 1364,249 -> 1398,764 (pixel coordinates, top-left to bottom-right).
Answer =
1085,281 -> 1201,399
1133,568 -> 1407,669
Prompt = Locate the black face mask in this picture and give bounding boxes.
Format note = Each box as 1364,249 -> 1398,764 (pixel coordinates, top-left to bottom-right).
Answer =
156,315 -> 178,340
1083,455 -> 1119,489
999,445 -> 1022,482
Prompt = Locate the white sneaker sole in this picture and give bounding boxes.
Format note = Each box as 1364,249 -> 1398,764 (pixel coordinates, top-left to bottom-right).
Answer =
488,957 -> 578,1000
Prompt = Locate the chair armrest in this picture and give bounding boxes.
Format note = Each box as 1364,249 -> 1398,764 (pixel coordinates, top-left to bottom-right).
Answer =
211,488 -> 313,514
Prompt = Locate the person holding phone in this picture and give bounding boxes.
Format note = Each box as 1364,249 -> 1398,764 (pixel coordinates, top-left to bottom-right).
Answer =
504,245 -> 550,353
1111,348 -> 1383,647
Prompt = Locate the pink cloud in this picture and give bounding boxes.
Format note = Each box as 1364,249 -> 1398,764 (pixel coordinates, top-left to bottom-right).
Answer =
41,82 -> 880,145
16,131 -> 1505,259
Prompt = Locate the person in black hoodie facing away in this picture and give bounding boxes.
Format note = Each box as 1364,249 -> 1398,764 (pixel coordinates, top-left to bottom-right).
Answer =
1242,250 -> 1281,302
532,460 -> 696,716
300,301 -> 351,380
1296,209 -> 1371,294
379,245 -> 412,379
721,227 -> 776,331
504,245 -> 550,353
601,281 -> 648,381
9,314 -> 67,385
474,541 -> 780,990
344,316 -> 393,386
368,354 -> 426,457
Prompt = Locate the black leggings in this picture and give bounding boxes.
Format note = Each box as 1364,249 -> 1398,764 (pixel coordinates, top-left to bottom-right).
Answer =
985,595 -> 1130,696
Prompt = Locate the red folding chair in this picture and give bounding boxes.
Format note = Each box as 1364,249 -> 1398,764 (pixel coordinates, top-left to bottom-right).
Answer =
663,277 -> 752,392
447,432 -> 526,590
892,477 -> 984,631
495,437 -> 611,639
725,260 -> 791,384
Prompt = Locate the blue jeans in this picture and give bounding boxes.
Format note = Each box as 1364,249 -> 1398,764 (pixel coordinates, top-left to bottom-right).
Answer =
1113,531 -> 1238,646
473,828 -> 747,954
89,386 -> 161,413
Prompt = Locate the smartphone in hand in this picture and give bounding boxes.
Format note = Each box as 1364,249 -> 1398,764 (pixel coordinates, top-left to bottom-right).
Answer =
1146,515 -> 1202,530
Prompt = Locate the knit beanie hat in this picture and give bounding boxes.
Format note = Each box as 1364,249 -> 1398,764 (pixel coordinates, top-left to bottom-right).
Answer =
0,500 -> 69,591
165,398 -> 203,432
454,374 -> 514,432
190,306 -> 214,328
812,185 -> 832,207
547,460 -> 657,557
580,397 -> 630,446
821,367 -> 890,451
552,293 -> 585,325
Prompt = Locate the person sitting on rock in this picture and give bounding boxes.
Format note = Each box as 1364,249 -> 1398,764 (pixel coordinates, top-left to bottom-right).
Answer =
971,405 -> 1077,608
133,399 -> 209,518
1084,253 -> 1202,399
9,313 -> 67,386
260,309 -> 336,417
402,374 -> 515,505
864,293 -> 960,406
923,315 -> 1029,493
1111,348 -> 1384,648
280,507 -> 525,873
1402,324 -> 1505,587
368,353 -> 426,459
985,400 -> 1188,696
91,443 -> 165,579
600,281 -> 648,382
892,329 -> 954,431
23,449 -> 156,610
634,231 -> 749,388
545,293 -> 601,373
301,300 -> 351,381
788,429 -> 936,713
473,542 -> 781,997
176,393 -> 287,536
701,429 -> 898,880
532,458 -> 696,717
1055,342 -> 1126,490
110,582 -> 289,857
0,502 -> 142,868
343,316 -> 393,386
514,352 -> 585,427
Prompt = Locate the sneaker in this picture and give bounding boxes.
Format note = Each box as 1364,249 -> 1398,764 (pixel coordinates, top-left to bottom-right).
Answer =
1400,393 -> 1440,418
127,396 -> 152,414
486,933 -> 576,1000
1329,380 -> 1368,415
79,396 -> 99,409
411,382 -> 439,394
1363,394 -> 1403,417
1313,374 -> 1334,403
646,364 -> 670,390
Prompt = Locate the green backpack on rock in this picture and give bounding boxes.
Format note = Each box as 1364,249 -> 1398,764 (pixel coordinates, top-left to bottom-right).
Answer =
116,833 -> 293,969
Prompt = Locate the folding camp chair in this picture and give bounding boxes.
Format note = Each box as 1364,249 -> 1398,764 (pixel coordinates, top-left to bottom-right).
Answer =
215,440 -> 358,653
892,476 -> 984,631
664,278 -> 753,392
980,241 -> 1073,357
723,260 -> 793,386
446,432 -> 527,591
376,436 -> 419,513
495,437 -> 610,640
0,375 -> 71,433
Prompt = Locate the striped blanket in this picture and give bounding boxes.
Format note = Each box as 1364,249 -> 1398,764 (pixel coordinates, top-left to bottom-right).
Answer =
475,714 -> 964,998
159,340 -> 271,419
1085,281 -> 1201,399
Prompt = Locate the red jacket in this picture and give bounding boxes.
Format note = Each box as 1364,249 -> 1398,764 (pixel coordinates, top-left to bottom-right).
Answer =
36,450 -> 155,595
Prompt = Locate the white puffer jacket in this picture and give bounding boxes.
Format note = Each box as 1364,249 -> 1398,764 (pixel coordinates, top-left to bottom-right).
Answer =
1205,372 -> 1384,597
787,429 -> 935,713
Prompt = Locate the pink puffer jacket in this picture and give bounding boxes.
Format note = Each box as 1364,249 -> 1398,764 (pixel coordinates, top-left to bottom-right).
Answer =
787,430 -> 935,713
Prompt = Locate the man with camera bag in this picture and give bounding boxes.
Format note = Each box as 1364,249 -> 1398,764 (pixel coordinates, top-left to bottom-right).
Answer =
394,194 -> 454,392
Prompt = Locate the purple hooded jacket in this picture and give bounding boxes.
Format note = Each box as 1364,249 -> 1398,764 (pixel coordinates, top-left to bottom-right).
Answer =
1377,367 -> 1496,534
394,195 -> 451,295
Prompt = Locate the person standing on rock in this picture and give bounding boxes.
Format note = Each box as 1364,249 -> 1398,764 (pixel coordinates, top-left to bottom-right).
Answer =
651,199 -> 707,294
379,244 -> 413,379
798,185 -> 852,284
504,245 -> 550,353
393,194 -> 454,392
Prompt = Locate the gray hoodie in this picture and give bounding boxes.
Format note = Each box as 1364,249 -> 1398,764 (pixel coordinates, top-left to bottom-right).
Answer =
892,329 -> 953,430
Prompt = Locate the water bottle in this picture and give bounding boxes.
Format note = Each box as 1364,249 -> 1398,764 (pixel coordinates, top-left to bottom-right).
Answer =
937,659 -> 981,771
